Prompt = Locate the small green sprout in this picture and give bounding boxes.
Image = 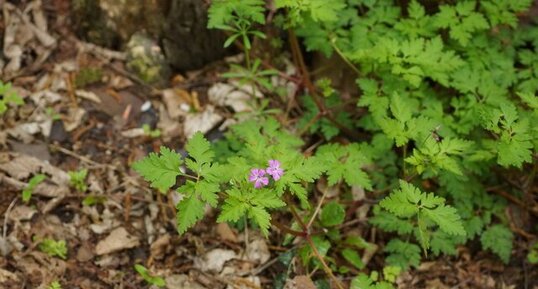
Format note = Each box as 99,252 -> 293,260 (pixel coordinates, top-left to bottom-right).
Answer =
37,238 -> 68,259
0,81 -> 24,114
22,174 -> 46,203
82,195 -> 107,206
47,280 -> 62,289
69,169 -> 88,192
142,124 -> 161,138
134,264 -> 166,287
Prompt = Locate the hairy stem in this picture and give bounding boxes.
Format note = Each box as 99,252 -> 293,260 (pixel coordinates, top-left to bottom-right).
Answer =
286,198 -> 345,289
331,40 -> 361,75
288,29 -> 362,141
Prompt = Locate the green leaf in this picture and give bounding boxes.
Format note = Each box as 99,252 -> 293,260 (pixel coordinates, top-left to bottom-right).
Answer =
379,182 -> 421,218
133,147 -> 182,193
47,281 -> 62,289
195,180 -> 220,207
38,238 -> 67,259
22,174 -> 46,203
251,190 -> 286,208
320,201 -> 345,227
248,206 -> 271,237
527,242 -> 538,264
176,195 -> 205,234
384,239 -> 421,269
341,248 -> 365,269
369,209 -> 414,235
434,1 -> 489,46
423,205 -> 466,236
218,189 -> 249,223
186,132 -> 215,174
134,264 -> 166,287
208,0 -> 266,28
481,224 -> 513,263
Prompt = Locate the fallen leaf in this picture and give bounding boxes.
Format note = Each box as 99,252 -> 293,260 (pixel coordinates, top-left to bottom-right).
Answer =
245,238 -> 270,265
284,275 -> 317,289
165,274 -> 206,289
95,227 -> 140,255
216,223 -> 238,243
194,248 -> 236,273
183,105 -> 223,138
208,83 -> 252,112
162,88 -> 190,118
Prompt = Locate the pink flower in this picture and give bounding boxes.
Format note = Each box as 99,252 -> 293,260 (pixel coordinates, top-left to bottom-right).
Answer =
249,168 -> 269,188
266,159 -> 284,181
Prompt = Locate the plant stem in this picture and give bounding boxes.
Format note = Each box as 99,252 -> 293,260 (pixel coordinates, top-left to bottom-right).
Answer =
288,29 -> 362,141
306,187 -> 329,229
305,235 -> 345,289
286,198 -> 345,289
403,144 -> 408,177
271,219 -> 307,237
331,40 -> 361,75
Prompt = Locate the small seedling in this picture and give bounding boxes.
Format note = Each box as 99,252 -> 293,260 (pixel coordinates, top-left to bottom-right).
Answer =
37,237 -> 68,259
69,169 -> 88,192
82,195 -> 107,206
47,280 -> 62,289
142,124 -> 161,138
134,264 -> 166,287
22,174 -> 46,203
0,81 -> 24,114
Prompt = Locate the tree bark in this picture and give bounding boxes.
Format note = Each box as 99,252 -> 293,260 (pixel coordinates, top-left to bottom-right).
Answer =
71,0 -> 228,71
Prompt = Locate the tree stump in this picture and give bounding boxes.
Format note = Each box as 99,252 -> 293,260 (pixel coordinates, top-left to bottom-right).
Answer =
71,0 -> 228,71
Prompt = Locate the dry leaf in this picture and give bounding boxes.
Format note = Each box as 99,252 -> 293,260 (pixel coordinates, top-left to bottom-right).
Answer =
95,227 -> 140,255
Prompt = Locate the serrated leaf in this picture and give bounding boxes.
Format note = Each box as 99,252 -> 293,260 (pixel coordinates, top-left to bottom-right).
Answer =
425,205 -> 466,236
248,206 -> 271,237
195,180 -> 220,207
132,147 -> 182,193
186,132 -> 214,173
481,224 -> 513,263
176,195 -> 205,234
385,239 -> 421,269
369,209 -> 414,235
251,190 -> 286,208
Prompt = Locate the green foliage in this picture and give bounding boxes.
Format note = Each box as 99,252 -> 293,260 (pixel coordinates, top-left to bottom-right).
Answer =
47,281 -> 62,289
68,169 -> 88,192
320,201 -> 345,227
22,174 -> 46,203
133,147 -> 182,193
38,238 -> 68,259
142,124 -> 161,138
134,264 -> 166,287
350,272 -> 395,289
434,1 -> 489,46
297,94 -> 353,140
527,242 -> 538,264
208,0 -> 266,29
371,180 -> 465,266
0,81 -> 24,114
131,0 -> 538,282
481,224 -> 513,263
82,195 -> 107,206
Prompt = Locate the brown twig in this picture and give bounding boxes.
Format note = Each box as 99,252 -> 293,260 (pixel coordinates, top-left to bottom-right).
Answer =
487,187 -> 538,218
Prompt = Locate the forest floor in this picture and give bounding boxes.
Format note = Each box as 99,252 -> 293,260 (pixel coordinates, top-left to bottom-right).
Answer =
0,1 -> 537,289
